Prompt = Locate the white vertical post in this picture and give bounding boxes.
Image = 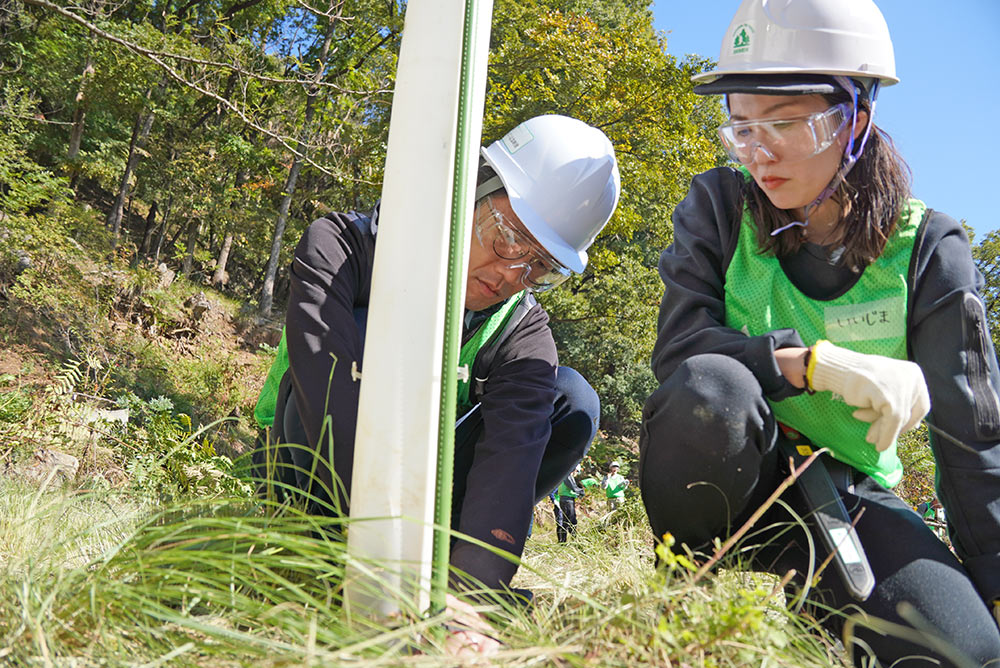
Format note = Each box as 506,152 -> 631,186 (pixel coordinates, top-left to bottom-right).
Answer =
345,0 -> 493,616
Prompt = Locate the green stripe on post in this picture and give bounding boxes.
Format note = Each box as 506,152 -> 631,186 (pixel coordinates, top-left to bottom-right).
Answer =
432,0 -> 489,612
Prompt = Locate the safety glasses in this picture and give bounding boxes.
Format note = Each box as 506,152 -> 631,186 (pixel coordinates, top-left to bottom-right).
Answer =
718,102 -> 852,165
474,198 -> 572,292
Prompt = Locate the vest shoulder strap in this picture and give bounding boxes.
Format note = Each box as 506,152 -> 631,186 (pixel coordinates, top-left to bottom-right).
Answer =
470,291 -> 538,403
905,204 -> 935,356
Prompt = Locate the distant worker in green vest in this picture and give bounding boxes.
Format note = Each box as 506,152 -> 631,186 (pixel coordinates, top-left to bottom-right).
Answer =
253,114 -> 619,652
555,465 -> 597,542
916,497 -> 944,523
601,461 -> 628,511
638,0 -> 1000,665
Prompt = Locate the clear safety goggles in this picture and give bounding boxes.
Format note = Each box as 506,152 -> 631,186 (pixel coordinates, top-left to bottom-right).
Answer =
718,102 -> 852,165
474,198 -> 572,292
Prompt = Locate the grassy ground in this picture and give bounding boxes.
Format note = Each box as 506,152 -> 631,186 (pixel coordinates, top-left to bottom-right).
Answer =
0,477 -> 854,666
0,205 -> 942,666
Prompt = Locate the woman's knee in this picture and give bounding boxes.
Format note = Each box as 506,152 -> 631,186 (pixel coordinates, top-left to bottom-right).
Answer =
642,354 -> 766,453
639,354 -> 775,548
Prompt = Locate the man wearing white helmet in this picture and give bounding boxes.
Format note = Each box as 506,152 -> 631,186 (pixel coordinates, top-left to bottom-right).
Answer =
601,460 -> 628,511
639,0 -> 1000,664
254,114 -> 619,602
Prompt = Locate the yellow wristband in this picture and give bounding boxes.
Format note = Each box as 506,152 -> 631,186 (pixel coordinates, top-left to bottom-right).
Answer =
805,340 -> 826,391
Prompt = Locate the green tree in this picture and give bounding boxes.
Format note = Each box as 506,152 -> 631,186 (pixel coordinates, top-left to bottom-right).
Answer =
2,0 -> 730,439
970,226 -> 1000,352
486,0 -> 726,435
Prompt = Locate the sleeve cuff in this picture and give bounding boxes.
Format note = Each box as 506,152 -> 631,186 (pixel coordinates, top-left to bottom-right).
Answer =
744,329 -> 805,401
808,339 -> 860,394
449,542 -> 520,592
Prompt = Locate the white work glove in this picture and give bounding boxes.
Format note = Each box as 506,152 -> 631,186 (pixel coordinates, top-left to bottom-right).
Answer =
808,340 -> 930,452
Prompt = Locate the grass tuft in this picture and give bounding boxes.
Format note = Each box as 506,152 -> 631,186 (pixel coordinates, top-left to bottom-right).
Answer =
0,482 -> 854,666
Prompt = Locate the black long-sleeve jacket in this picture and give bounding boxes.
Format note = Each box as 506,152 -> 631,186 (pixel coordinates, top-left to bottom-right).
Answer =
284,207 -> 558,589
653,166 -> 1000,603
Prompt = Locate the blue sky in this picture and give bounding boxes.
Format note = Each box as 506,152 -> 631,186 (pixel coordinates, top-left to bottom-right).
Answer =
650,1 -> 1000,238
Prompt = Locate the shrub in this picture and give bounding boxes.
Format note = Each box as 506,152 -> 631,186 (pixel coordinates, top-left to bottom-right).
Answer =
111,391 -> 252,500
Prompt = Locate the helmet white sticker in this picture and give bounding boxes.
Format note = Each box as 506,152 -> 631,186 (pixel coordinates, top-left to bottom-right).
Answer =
502,124 -> 535,154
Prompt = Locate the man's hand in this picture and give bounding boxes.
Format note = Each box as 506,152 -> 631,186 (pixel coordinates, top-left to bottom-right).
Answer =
808,340 -> 930,452
443,594 -> 501,659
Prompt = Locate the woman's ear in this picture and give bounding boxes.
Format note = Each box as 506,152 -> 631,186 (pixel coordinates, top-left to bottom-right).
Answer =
853,109 -> 870,140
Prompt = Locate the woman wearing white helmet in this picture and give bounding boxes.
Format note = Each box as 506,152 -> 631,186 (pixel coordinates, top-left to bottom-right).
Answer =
254,114 -> 619,651
639,0 -> 1000,664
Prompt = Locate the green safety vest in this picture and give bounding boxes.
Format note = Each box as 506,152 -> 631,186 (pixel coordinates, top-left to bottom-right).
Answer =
556,476 -> 597,500
253,332 -> 288,429
455,291 -> 526,415
603,473 -> 627,498
253,291 -> 527,429
724,194 -> 925,488
557,479 -> 578,500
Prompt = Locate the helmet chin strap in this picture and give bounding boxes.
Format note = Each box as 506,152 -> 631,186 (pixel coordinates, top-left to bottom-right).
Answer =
770,76 -> 881,238
475,174 -> 506,202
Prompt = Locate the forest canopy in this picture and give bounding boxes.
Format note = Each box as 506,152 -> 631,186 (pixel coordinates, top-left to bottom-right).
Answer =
0,0 -> 730,437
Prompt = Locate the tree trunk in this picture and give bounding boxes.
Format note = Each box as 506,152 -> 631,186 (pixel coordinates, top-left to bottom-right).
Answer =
212,170 -> 247,289
139,201 -> 159,257
212,233 -> 234,287
106,102 -> 155,245
153,197 -> 171,262
106,75 -> 166,246
67,48 -> 94,189
258,20 -> 335,318
125,192 -> 134,242
259,159 -> 303,317
207,218 -> 216,254
181,216 -> 200,278
167,214 -> 186,251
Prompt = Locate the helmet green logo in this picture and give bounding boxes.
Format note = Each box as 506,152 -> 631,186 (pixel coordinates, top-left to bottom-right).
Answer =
732,23 -> 753,55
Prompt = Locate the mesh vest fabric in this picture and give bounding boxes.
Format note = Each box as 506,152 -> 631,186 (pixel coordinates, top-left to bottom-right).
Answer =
253,332 -> 288,429
724,198 -> 925,488
253,291 -> 526,429
455,290 -> 526,415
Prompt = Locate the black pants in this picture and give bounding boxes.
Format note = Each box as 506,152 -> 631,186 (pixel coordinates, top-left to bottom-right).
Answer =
557,497 -> 578,542
551,492 -> 563,532
639,354 -> 1000,667
450,366 -> 598,535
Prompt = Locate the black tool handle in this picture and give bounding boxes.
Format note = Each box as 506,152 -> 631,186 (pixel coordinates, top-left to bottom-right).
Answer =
777,429 -> 875,601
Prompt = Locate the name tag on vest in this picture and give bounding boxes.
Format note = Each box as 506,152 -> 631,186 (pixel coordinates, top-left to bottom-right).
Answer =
824,297 -> 905,343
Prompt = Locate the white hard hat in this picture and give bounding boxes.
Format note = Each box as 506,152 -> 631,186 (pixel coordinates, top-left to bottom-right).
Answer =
692,0 -> 898,95
610,461 -> 621,469
481,114 -> 620,274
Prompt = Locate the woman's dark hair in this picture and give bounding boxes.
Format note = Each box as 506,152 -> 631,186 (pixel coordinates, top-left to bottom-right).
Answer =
739,88 -> 912,271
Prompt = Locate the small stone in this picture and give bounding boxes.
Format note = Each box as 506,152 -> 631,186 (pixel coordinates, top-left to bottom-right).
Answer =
157,263 -> 175,289
17,449 -> 80,485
